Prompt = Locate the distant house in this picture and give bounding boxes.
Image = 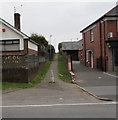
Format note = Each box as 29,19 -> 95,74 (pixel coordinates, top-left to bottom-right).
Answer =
0,13 -> 39,56
62,41 -> 82,61
80,5 -> 118,72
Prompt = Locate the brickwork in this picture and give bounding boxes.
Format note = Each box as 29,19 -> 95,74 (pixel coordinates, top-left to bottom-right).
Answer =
81,19 -> 118,71
28,48 -> 38,56
78,50 -> 83,64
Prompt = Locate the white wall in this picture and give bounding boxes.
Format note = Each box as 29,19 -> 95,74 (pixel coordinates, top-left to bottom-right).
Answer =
0,21 -> 2,40
0,21 -> 24,50
28,41 -> 38,51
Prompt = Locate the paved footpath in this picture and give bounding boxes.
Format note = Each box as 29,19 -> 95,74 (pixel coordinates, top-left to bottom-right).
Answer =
2,55 -> 102,107
73,61 -> 118,101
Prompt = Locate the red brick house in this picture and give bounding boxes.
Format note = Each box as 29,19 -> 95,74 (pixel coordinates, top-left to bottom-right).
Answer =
80,5 -> 118,72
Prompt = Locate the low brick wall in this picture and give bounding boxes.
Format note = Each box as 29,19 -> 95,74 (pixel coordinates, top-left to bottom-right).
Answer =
1,55 -> 47,83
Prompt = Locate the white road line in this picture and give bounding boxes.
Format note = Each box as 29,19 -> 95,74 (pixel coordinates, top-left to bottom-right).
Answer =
51,70 -> 55,82
1,102 -> 117,108
103,72 -> 118,78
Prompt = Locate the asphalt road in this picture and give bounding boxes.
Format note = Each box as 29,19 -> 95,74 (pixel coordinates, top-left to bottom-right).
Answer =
2,102 -> 116,118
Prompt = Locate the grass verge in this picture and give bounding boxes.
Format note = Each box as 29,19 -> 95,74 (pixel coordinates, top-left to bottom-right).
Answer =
58,54 -> 72,83
2,61 -> 52,90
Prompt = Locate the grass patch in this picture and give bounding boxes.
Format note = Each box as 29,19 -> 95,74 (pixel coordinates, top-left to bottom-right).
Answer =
2,61 -> 52,90
58,54 -> 71,83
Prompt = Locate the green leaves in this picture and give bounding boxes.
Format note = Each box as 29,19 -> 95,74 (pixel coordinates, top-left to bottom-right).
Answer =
31,33 -> 48,47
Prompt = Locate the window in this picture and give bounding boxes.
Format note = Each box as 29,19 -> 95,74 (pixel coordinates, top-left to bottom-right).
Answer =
6,41 -> 12,45
13,40 -> 19,44
0,39 -> 20,51
0,41 -> 4,45
0,39 -> 19,45
90,30 -> 94,42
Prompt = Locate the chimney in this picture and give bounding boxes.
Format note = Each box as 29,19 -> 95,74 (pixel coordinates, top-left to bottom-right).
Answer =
14,13 -> 20,30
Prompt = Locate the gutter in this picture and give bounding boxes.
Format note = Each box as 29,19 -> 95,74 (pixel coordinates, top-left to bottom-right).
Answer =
99,21 -> 103,71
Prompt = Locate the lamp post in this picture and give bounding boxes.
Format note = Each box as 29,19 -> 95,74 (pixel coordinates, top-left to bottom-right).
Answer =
50,35 -> 52,59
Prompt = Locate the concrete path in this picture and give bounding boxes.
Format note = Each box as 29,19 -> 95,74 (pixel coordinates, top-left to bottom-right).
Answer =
73,61 -> 117,101
2,55 -> 102,107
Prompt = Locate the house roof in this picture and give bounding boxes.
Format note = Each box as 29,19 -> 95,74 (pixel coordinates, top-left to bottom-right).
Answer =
62,40 -> 82,51
106,5 -> 118,16
0,17 -> 39,45
80,5 -> 118,33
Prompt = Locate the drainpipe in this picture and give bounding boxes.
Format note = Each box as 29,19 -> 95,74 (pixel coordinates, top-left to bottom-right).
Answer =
99,21 -> 103,71
83,33 -> 86,66
103,20 -> 107,72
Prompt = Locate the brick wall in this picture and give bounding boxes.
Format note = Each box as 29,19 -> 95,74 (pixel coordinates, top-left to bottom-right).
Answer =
82,23 -> 101,68
82,19 -> 118,71
28,48 -> 38,56
78,50 -> 83,64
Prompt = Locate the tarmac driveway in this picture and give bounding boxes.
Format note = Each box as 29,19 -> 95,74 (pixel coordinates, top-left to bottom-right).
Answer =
72,61 -> 117,101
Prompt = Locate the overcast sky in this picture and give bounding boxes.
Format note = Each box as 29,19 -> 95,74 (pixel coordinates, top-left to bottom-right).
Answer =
1,0 -> 117,52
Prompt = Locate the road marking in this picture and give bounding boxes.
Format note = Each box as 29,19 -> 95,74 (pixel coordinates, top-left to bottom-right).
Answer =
98,76 -> 102,79
1,102 -> 117,108
51,70 -> 55,82
103,72 -> 118,78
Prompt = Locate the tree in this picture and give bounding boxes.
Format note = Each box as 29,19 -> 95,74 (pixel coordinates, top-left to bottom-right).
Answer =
48,44 -> 55,60
30,33 -> 48,48
58,42 -> 62,54
48,45 -> 55,54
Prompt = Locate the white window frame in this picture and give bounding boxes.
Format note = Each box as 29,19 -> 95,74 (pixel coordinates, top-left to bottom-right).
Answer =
0,39 -> 20,51
90,30 -> 94,42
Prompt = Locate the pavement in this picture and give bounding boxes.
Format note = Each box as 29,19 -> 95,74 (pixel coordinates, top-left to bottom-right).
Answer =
72,61 -> 118,101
